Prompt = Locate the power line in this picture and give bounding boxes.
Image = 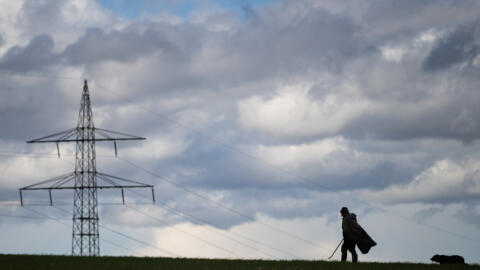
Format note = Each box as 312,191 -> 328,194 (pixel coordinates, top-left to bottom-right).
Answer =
6,143 -> 480,253
98,223 -> 179,257
32,205 -> 246,259
0,150 -> 116,158
93,79 -> 480,245
0,195 -> 309,259
22,206 -> 178,257
151,198 -> 303,259
52,206 -> 178,257
0,214 -> 49,220
101,237 -> 147,257
118,157 -> 332,255
124,188 -> 302,259
19,207 -> 138,257
3,146 -> 480,250
125,205 -> 244,258
55,194 -> 289,259
53,204 -> 241,259
0,153 -> 60,159
77,82 -> 478,248
3,196 -> 294,259
118,158 -> 480,247
0,201 -> 157,207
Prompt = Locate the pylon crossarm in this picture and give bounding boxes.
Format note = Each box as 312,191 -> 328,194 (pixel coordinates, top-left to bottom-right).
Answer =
96,175 -> 151,187
20,172 -> 75,189
27,127 -> 145,143
19,172 -> 152,190
96,176 -> 151,188
96,173 -> 155,204
30,138 -> 143,142
96,174 -> 118,187
96,172 -> 153,187
19,172 -> 75,206
53,174 -> 76,187
20,185 -> 153,190
59,128 -> 78,141
94,128 -> 146,141
27,128 -> 77,143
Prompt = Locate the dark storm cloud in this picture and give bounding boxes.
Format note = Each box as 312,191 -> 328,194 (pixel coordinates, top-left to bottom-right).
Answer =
63,26 -> 181,66
0,77 -> 77,140
360,0 -> 480,44
0,20 -> 200,72
219,7 -> 372,81
114,3 -> 374,95
48,3 -> 376,113
0,34 -> 58,71
0,1 -> 374,96
152,133 -> 417,194
422,23 -> 480,72
343,94 -> 480,142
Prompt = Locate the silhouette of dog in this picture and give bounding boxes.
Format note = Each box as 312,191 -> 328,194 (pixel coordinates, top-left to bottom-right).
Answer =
431,254 -> 465,264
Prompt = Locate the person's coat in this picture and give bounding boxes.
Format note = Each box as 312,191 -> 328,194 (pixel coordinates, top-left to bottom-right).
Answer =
342,213 -> 376,254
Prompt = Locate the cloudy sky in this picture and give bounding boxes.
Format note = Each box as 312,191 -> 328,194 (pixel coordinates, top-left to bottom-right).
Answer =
1,0 -> 480,264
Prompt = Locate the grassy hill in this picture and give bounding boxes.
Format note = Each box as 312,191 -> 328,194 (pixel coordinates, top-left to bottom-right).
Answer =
0,254 -> 477,270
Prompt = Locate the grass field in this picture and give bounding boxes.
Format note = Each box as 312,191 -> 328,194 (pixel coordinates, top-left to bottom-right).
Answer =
1,255 -> 478,270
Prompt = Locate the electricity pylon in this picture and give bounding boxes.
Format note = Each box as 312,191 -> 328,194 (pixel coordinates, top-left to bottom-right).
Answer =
19,80 -> 154,256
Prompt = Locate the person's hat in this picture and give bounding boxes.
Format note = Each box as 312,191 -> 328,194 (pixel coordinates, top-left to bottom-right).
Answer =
340,207 -> 349,214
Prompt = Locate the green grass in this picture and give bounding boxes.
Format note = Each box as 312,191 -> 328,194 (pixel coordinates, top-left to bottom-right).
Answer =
0,254 -> 478,270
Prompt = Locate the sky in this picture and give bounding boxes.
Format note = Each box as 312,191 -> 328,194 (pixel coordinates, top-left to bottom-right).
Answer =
0,0 -> 480,264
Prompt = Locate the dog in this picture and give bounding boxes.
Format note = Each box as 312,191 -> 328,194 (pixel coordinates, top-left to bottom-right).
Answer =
431,254 -> 465,264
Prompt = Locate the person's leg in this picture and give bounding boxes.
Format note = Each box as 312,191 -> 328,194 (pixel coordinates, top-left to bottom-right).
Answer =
343,239 -> 357,262
341,242 -> 347,262
350,247 -> 358,263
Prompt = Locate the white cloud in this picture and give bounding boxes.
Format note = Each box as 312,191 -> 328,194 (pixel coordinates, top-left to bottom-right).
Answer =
249,137 -> 384,181
0,153 -> 71,189
124,136 -> 190,160
361,158 -> 480,204
380,46 -> 405,63
254,137 -> 349,169
138,215 -> 337,259
237,84 -> 373,138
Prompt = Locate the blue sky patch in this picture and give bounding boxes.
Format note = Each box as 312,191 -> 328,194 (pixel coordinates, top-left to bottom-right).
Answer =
97,0 -> 278,19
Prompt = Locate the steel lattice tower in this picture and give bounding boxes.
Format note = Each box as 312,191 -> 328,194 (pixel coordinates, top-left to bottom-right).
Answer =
20,80 -> 155,256
72,80 -> 100,255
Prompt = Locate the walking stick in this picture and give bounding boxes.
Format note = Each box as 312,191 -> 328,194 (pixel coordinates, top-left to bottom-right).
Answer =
328,239 -> 344,260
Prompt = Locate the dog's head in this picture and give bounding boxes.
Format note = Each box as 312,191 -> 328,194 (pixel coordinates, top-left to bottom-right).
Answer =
431,254 -> 440,262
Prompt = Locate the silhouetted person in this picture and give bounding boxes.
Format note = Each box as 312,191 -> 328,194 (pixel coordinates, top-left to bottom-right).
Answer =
340,207 -> 376,263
